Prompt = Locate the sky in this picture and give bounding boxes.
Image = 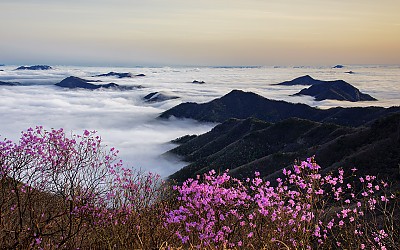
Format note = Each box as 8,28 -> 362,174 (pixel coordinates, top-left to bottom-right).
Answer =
1,0 -> 400,66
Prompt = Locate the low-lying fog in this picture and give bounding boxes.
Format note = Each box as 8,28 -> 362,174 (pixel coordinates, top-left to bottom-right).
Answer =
0,65 -> 399,177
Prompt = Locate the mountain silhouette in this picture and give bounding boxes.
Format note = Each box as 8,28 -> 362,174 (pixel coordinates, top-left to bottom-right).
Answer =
167,114 -> 400,187
15,65 -> 52,70
293,80 -> 376,102
160,90 -> 398,126
55,76 -> 137,90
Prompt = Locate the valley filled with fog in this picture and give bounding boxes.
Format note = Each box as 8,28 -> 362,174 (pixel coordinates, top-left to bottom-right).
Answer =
0,65 -> 399,177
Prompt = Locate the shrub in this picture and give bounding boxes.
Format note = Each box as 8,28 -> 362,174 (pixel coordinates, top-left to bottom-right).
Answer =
166,157 -> 399,249
1,127 -> 398,249
0,127 -> 171,249
0,127 -> 116,248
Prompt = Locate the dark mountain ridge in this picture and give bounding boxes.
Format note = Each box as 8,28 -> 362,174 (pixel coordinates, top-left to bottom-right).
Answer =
143,92 -> 180,103
276,75 -> 376,102
15,65 -> 52,70
275,75 -> 323,86
94,72 -> 146,78
168,114 -> 400,187
0,80 -> 20,86
293,80 -> 376,102
55,76 -> 139,90
160,90 -> 399,127
333,64 -> 345,68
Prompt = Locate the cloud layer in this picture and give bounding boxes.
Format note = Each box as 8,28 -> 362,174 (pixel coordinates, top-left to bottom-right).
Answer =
0,65 -> 399,177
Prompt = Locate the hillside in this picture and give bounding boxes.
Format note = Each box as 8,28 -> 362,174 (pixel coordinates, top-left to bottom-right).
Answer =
168,114 -> 400,185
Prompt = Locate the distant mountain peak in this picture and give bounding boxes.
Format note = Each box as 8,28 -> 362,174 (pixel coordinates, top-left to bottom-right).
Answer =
276,75 -> 377,102
0,80 -> 20,86
55,76 -> 137,90
298,75 -> 314,80
15,65 -> 52,70
293,80 -> 377,102
276,75 -> 320,86
333,64 -> 345,68
95,72 -> 133,78
143,91 -> 180,103
223,89 -> 251,97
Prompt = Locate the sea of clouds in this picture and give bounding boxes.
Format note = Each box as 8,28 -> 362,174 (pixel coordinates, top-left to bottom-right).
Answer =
0,64 -> 399,177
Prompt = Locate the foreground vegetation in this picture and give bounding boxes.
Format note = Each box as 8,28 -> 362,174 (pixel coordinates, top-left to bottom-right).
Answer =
1,127 -> 399,249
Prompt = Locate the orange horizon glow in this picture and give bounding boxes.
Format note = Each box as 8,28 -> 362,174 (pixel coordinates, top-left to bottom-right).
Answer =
0,0 -> 399,66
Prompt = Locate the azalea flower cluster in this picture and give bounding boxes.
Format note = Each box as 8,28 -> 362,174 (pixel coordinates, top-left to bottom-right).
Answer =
0,127 -> 398,249
0,126 -> 114,247
0,126 -> 165,248
166,158 -> 397,249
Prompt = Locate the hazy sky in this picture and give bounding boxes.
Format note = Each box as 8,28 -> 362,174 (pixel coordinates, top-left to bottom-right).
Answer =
1,0 -> 399,66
